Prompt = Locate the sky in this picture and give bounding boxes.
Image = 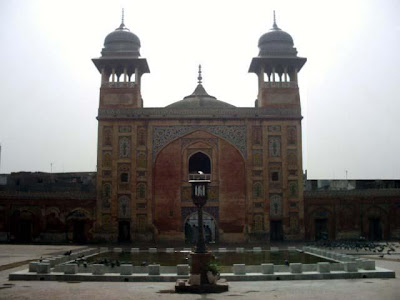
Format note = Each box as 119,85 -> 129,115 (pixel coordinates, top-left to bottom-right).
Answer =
0,0 -> 399,179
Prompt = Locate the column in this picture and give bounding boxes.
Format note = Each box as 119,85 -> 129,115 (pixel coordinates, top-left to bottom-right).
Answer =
283,67 -> 288,82
293,69 -> 298,83
258,66 -> 265,87
135,67 -> 140,88
112,68 -> 116,83
123,67 -> 127,82
272,67 -> 276,82
101,68 -> 107,84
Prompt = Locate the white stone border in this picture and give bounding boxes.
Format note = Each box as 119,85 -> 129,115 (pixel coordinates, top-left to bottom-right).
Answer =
14,246 -> 393,282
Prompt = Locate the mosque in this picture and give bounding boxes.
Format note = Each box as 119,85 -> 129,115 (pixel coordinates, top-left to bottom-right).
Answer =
0,15 -> 399,244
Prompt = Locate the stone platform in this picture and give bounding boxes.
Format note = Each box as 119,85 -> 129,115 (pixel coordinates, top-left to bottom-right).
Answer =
175,279 -> 229,293
7,246 -> 397,282
9,267 -> 395,282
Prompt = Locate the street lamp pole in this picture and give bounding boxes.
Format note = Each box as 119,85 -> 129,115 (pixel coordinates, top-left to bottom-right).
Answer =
196,202 -> 206,253
190,178 -> 210,254
176,175 -> 228,292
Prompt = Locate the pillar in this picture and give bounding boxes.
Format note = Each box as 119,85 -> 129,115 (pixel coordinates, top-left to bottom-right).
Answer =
135,67 -> 140,87
283,67 -> 288,82
112,68 -> 116,83
101,68 -> 107,84
123,67 -> 127,82
258,66 -> 264,87
272,67 -> 276,82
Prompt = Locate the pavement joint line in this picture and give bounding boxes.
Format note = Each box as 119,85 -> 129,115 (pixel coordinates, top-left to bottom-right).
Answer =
0,259 -> 36,272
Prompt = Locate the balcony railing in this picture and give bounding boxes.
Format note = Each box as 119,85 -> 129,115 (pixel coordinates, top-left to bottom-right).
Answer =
101,82 -> 135,88
188,173 -> 211,181
264,82 -> 297,88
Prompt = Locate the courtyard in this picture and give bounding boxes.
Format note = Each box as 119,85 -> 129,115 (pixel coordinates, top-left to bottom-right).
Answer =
0,243 -> 398,299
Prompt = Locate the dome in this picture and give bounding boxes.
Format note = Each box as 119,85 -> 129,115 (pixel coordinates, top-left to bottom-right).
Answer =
167,66 -> 236,109
258,28 -> 294,46
257,16 -> 298,57
167,84 -> 235,109
101,22 -> 141,58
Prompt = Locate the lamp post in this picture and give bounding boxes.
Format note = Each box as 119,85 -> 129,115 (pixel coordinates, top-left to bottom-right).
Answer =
190,179 -> 210,254
175,175 -> 228,292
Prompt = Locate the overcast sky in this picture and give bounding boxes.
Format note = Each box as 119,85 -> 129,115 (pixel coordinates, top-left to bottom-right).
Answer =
0,0 -> 399,179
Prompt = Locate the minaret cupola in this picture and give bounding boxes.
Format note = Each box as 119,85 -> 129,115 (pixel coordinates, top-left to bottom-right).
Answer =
92,10 -> 149,108
102,19 -> 141,58
249,12 -> 306,109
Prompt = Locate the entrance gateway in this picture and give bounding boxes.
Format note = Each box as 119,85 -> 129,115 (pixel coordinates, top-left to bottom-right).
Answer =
118,221 -> 131,242
73,220 -> 86,243
315,218 -> 328,241
368,218 -> 382,240
185,212 -> 217,244
270,220 -> 283,241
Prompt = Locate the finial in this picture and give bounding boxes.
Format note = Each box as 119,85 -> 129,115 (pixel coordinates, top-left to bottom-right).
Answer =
121,8 -> 125,25
272,10 -> 278,29
197,65 -> 202,84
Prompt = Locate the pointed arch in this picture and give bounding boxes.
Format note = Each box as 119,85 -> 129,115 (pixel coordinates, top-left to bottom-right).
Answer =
184,211 -> 219,243
188,151 -> 211,174
152,125 -> 247,163
66,208 -> 92,220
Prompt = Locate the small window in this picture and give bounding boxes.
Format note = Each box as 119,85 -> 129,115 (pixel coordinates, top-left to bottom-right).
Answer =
120,173 -> 129,183
271,172 -> 279,181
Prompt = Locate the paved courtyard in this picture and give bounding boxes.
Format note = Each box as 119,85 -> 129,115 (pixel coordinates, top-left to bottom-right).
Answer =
0,244 -> 399,300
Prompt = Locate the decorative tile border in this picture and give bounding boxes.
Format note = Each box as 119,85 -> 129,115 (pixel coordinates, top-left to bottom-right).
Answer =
152,125 -> 247,161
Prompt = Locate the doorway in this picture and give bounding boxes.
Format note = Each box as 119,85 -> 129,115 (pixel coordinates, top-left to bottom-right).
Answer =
11,211 -> 34,242
315,218 -> 328,240
73,220 -> 86,243
270,220 -> 283,241
18,220 -> 32,242
185,212 -> 216,244
368,218 -> 382,240
118,221 -> 131,242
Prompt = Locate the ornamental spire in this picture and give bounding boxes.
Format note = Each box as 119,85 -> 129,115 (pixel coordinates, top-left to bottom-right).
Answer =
117,8 -> 126,30
197,64 -> 203,84
272,10 -> 279,29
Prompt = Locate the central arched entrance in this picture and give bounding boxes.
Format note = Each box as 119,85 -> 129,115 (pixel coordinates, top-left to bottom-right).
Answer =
185,212 -> 217,244
154,130 -> 247,242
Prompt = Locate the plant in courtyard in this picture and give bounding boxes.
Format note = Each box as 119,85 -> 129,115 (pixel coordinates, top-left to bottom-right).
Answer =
207,261 -> 221,276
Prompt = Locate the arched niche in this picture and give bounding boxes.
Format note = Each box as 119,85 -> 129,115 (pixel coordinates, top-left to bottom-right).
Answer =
188,152 -> 211,174
153,130 -> 246,240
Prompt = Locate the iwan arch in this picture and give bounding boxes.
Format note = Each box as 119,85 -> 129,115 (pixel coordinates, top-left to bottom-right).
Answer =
93,14 -> 305,243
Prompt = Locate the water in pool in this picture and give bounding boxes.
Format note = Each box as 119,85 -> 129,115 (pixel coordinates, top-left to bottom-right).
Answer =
87,250 -> 332,268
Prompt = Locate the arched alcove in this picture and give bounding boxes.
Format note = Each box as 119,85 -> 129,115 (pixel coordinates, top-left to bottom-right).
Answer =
153,130 -> 246,240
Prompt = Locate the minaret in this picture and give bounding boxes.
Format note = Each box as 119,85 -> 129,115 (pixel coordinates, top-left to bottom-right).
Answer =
92,10 -> 150,108
249,12 -> 306,109
93,11 -> 150,242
